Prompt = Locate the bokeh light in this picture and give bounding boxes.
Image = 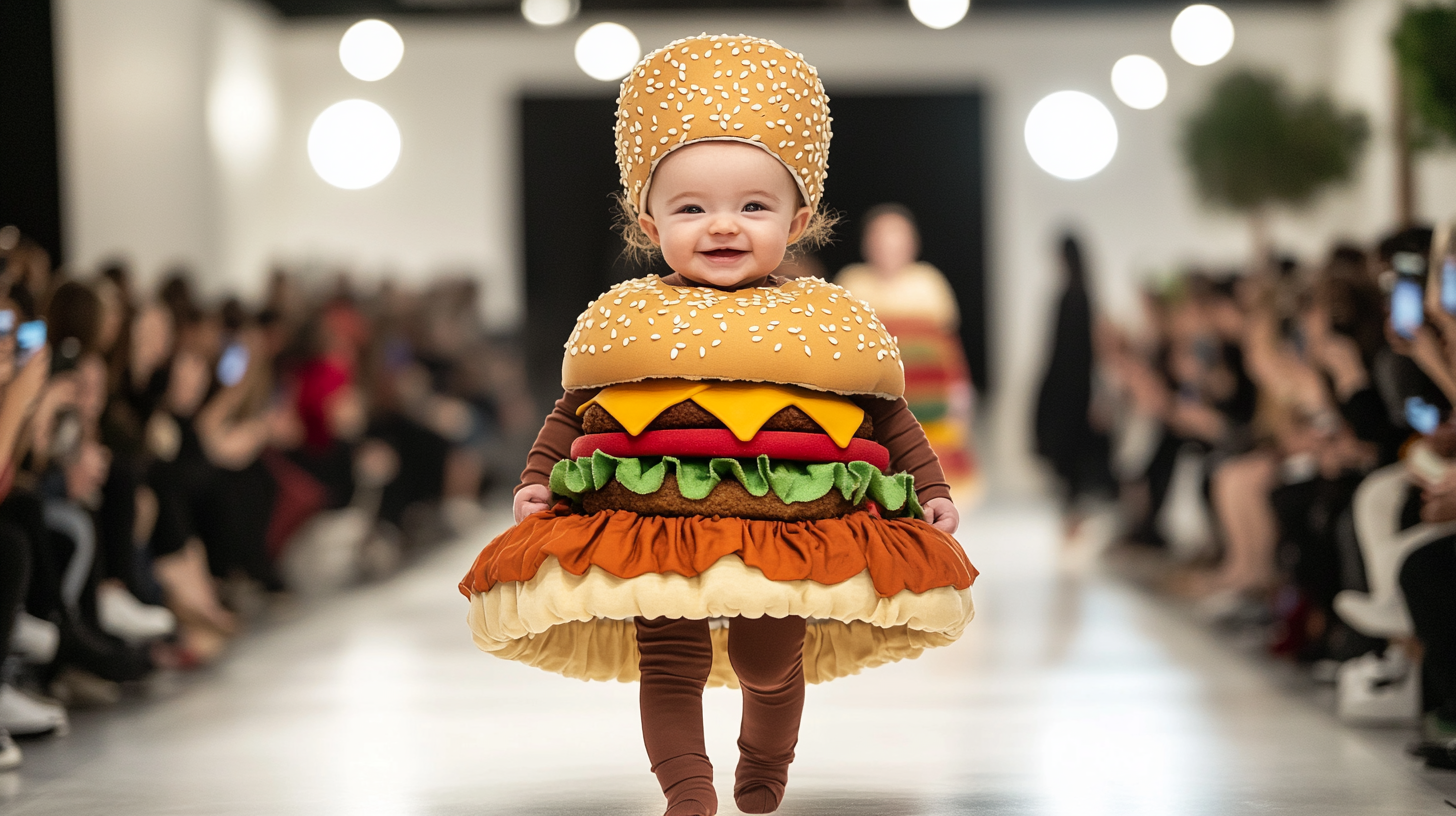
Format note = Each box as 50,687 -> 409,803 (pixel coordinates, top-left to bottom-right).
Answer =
339,19 -> 404,82
1024,91 -> 1118,180
308,99 -> 401,190
574,22 -> 640,82
1171,4 -> 1234,66
1110,55 -> 1168,110
909,0 -> 971,30
521,0 -> 578,26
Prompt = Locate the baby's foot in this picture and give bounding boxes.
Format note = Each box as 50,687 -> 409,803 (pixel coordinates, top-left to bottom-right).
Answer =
664,799 -> 715,816
733,783 -> 784,814
663,777 -> 717,816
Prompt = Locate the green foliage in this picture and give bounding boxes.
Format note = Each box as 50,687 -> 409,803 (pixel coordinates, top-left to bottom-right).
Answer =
1393,5 -> 1456,148
1182,70 -> 1369,213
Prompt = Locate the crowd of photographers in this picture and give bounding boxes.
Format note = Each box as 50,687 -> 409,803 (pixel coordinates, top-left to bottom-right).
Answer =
0,227 -> 527,769
1042,225 -> 1456,767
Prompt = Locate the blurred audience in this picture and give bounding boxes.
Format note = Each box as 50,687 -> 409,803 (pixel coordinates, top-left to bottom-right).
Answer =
0,231 -> 525,769
1063,223 -> 1456,769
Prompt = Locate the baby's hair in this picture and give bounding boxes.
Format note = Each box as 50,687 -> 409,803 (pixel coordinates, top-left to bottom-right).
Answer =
614,192 -> 838,264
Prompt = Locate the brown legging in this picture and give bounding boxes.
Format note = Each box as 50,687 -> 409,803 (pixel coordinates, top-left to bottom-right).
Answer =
636,615 -> 807,816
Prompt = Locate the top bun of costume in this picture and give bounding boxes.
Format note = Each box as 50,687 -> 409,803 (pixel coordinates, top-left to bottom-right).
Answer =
616,34 -> 831,218
562,275 -> 906,399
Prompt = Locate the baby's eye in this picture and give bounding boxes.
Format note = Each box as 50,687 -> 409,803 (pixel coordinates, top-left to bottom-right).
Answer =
743,202 -> 766,212
679,205 -> 704,214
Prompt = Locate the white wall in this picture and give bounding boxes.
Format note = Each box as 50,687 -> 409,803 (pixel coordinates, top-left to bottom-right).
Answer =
56,0 -> 281,298
57,0 -> 1456,491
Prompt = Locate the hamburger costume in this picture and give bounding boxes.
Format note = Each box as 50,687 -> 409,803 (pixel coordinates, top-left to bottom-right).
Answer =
460,34 -> 977,816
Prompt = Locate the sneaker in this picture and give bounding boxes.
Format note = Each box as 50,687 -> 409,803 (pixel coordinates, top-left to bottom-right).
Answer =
98,582 -> 177,644
0,685 -> 66,737
1337,652 -> 1419,724
9,614 -> 58,664
0,730 -> 20,771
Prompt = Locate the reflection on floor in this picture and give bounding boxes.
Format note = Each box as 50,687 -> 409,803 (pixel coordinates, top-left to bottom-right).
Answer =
2,499 -> 1454,815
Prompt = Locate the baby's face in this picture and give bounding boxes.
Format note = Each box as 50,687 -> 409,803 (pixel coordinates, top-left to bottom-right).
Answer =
640,142 -> 811,288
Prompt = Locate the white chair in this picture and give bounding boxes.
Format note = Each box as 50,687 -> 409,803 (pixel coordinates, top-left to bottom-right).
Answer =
1334,463 -> 1456,638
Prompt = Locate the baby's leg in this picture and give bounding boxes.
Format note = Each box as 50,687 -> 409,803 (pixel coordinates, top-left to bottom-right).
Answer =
728,615 -> 807,814
636,616 -> 717,816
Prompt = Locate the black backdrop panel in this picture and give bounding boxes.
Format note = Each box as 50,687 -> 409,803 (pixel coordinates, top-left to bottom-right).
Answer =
811,92 -> 987,393
520,91 -> 986,409
0,0 -> 64,263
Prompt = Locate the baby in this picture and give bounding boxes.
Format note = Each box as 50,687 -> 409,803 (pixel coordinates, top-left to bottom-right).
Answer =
462,35 -> 976,816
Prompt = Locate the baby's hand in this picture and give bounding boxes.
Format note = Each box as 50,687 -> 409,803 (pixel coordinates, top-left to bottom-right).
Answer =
513,484 -> 553,524
921,497 -> 960,534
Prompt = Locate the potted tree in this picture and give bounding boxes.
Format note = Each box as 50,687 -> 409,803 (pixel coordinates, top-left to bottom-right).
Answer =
1182,70 -> 1369,261
1393,4 -> 1456,225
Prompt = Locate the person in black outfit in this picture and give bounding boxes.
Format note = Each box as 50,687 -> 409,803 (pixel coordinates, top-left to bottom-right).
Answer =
1034,233 -> 1115,535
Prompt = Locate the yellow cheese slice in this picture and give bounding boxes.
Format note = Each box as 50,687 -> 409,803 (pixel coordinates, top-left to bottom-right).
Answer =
579,380 -> 710,436
580,380 -> 865,449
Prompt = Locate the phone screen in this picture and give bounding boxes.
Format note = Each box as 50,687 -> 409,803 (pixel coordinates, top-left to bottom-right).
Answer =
1393,277 -> 1425,340
15,320 -> 45,363
1407,396 -> 1442,434
216,342 -> 249,387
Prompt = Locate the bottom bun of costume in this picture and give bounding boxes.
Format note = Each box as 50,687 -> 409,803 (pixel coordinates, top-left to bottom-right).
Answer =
459,506 -> 977,687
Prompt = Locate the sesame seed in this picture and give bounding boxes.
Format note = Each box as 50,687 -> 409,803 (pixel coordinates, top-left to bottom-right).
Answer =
650,334 -> 661,340
833,352 -> 841,360
804,346 -> 812,356
711,339 -> 721,347
670,349 -> 679,360
774,343 -> 782,351
719,322 -> 727,331
752,335 -> 763,342
675,342 -> 686,349
699,347 -> 706,357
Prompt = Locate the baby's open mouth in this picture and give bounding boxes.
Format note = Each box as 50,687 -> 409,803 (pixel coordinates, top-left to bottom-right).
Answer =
702,248 -> 748,260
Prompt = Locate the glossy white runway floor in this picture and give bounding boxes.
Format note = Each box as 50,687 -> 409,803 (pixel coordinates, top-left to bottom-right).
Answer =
5,499 -> 1456,815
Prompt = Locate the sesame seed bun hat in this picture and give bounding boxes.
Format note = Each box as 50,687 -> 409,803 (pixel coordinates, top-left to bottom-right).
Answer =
616,34 -> 832,218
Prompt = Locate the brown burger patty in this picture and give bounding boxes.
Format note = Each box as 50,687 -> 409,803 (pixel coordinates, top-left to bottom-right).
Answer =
580,401 -> 874,439
581,474 -> 856,521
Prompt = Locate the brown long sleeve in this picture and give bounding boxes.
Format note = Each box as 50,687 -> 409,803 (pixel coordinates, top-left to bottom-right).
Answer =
519,388 -> 952,506
854,396 -> 952,505
516,387 -> 599,494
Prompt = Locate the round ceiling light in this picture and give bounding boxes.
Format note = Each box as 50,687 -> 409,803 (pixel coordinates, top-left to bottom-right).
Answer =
1024,91 -> 1118,180
1171,5 -> 1234,66
308,99 -> 401,190
909,0 -> 970,30
574,22 -> 640,82
1110,55 -> 1168,110
521,0 -> 578,26
339,19 -> 404,81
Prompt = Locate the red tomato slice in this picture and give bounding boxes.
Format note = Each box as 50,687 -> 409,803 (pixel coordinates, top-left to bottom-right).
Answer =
570,429 -> 892,471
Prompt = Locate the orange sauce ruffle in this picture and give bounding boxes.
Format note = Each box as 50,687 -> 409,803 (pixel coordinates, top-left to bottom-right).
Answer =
459,505 -> 977,600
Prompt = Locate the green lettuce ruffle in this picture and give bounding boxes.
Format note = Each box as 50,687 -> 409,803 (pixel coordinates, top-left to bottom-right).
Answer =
550,450 -> 923,518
